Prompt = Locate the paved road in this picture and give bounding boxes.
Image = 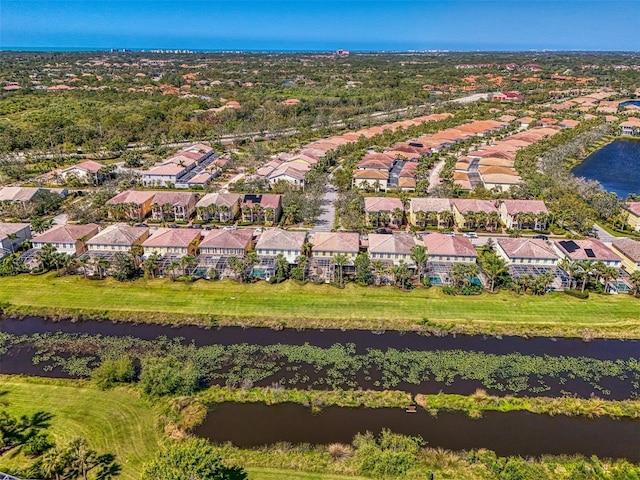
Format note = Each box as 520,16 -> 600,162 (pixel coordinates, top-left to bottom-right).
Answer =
593,223 -> 621,245
311,180 -> 337,233
218,173 -> 245,193
427,159 -> 445,192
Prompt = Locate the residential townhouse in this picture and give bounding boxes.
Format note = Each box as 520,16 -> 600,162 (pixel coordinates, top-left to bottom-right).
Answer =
106,190 -> 156,220
364,197 -> 404,228
0,222 -> 31,257
421,233 -> 477,263
141,228 -> 202,258
408,198 -> 453,228
496,238 -> 559,266
86,224 -> 150,253
199,229 -> 254,256
150,191 -> 198,221
611,239 -> 640,273
58,160 -> 108,184
195,193 -> 242,222
311,232 -> 360,261
255,228 -> 307,264
499,200 -> 550,230
554,239 -> 622,267
32,223 -> 99,256
367,233 -> 417,266
451,199 -> 501,230
240,194 -> 282,224
624,202 -> 640,231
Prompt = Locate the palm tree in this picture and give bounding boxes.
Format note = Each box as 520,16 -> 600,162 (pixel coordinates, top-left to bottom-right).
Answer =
265,207 -> 276,225
577,260 -> 595,293
180,254 -> 197,276
295,254 -> 309,281
333,254 -> 348,287
487,211 -> 502,232
142,253 -> 160,279
392,207 -> 404,227
165,260 -> 180,280
96,257 -> 110,279
425,211 -> 438,227
371,260 -> 387,286
79,256 -> 90,279
302,241 -> 314,258
5,233 -> 18,254
558,257 -> 578,289
629,271 -> 640,296
439,210 -> 454,228
130,244 -> 144,266
410,245 -> 429,285
479,253 -> 509,293
36,243 -> 57,271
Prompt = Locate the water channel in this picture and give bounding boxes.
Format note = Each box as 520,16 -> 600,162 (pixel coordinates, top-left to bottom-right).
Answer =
196,402 -> 640,461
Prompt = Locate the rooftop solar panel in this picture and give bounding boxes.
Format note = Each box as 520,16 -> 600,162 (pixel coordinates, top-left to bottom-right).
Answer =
585,248 -> 596,258
559,240 -> 579,253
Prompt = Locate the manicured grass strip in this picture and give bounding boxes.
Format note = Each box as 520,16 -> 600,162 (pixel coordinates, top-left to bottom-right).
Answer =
0,273 -> 639,337
0,375 -> 160,480
246,468 -> 368,480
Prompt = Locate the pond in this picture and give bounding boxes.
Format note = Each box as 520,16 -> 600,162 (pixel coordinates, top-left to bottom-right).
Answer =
195,402 -> 640,461
572,139 -> 640,198
620,100 -> 640,108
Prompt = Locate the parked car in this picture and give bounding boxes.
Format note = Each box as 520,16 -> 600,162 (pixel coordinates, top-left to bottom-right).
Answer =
533,234 -> 548,241
445,231 -> 456,237
223,225 -> 236,231
375,228 -> 393,234
463,232 -> 478,238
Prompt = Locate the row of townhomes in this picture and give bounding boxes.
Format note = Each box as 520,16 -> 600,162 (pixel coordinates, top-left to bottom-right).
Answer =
140,144 -> 223,189
366,197 -> 550,231
253,112 -> 455,190
8,221 -> 640,292
105,190 -> 282,224
353,118 -> 509,192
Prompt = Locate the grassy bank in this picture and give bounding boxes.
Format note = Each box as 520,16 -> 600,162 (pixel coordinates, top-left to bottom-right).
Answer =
0,375 -> 161,480
0,273 -> 639,338
416,391 -> 640,419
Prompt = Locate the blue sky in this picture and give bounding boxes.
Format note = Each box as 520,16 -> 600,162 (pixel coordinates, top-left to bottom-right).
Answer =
1,1 -> 639,51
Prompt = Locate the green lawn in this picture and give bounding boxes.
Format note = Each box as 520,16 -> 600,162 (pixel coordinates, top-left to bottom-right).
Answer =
247,468 -> 367,480
0,376 -> 161,480
0,273 -> 639,337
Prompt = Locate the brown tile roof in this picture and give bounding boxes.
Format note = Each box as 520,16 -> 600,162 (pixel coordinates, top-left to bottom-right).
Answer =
256,228 -> 307,251
0,222 -> 30,237
200,228 -> 254,249
33,224 -> 98,244
368,233 -> 416,255
196,193 -> 242,209
626,202 -> 640,216
497,238 -> 558,260
242,194 -> 281,209
409,198 -> 451,213
422,233 -> 477,257
107,190 -> 156,206
353,170 -> 389,180
87,224 -> 148,246
451,199 -> 498,214
0,187 -> 43,203
142,228 -> 201,248
151,191 -> 198,207
364,197 -> 403,213
70,160 -> 105,173
554,239 -> 620,262
612,238 -> 640,262
312,232 -> 360,254
501,200 -> 548,215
